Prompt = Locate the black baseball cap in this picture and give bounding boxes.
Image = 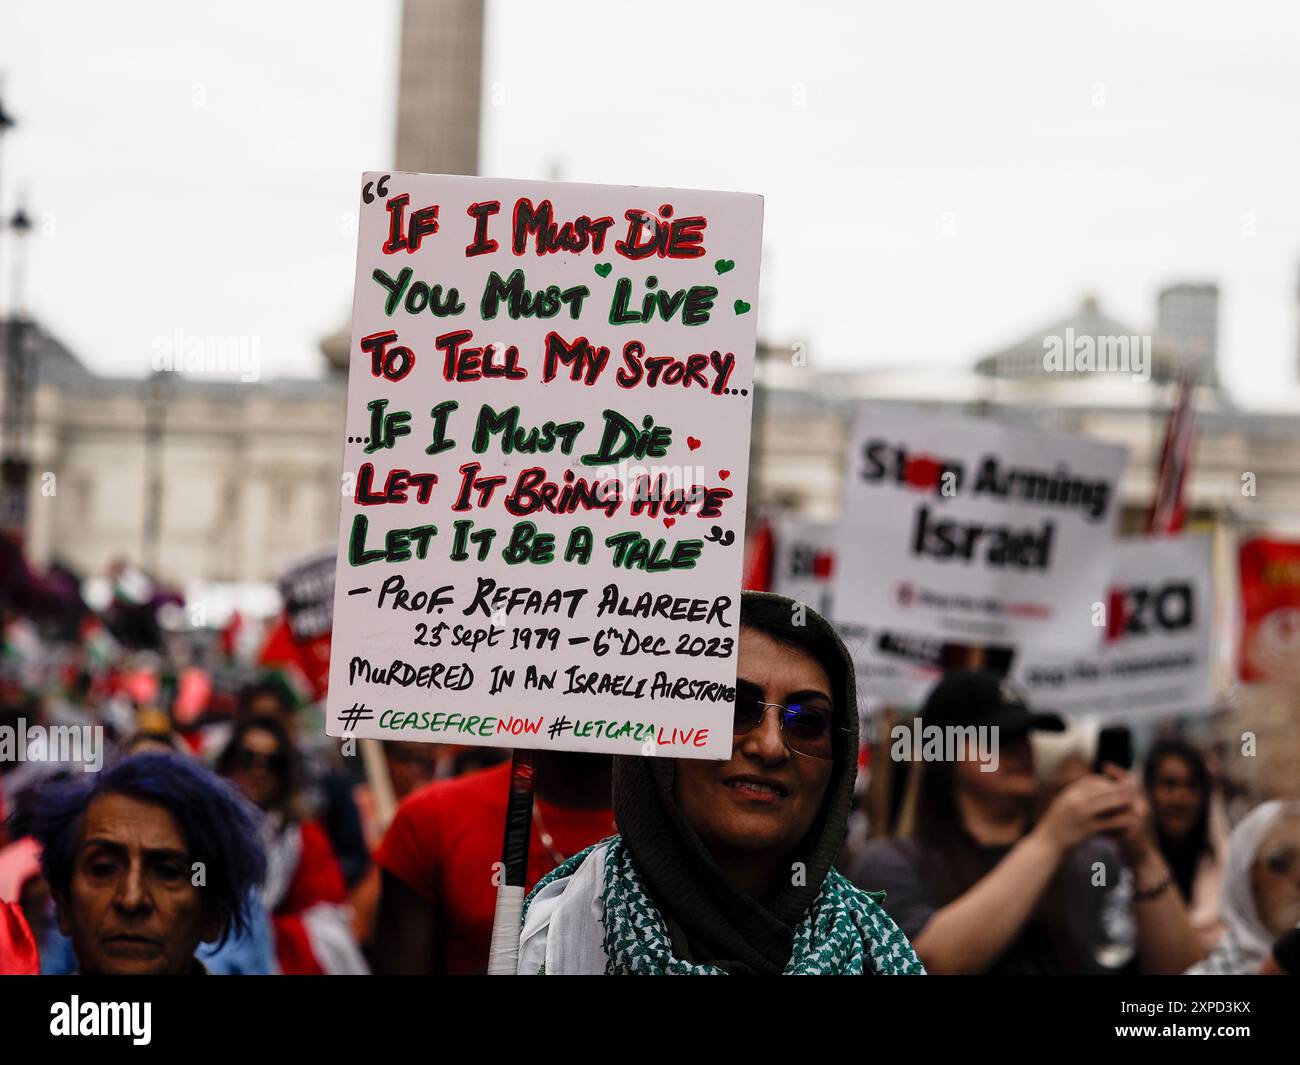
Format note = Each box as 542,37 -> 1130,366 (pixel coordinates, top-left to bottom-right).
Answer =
920,670 -> 1065,736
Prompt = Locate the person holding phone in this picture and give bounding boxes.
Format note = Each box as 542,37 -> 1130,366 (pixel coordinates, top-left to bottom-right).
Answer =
852,671 -> 1206,974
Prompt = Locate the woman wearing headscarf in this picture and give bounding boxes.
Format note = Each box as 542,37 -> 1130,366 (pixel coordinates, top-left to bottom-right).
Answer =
1186,799 -> 1300,975
517,592 -> 924,975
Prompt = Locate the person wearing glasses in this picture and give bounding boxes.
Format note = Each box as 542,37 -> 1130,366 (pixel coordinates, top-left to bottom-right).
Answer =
516,591 -> 924,975
217,715 -> 368,974
1187,799 -> 1300,974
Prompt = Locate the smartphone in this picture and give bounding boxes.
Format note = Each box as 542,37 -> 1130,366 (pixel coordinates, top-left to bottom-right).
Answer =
1093,725 -> 1134,774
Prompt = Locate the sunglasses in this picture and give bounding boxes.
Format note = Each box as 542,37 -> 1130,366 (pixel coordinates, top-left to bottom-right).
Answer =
234,748 -> 287,774
733,680 -> 842,759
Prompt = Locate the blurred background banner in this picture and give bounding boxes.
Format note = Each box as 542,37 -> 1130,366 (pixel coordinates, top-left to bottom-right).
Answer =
1013,534 -> 1216,719
832,403 -> 1128,650
1238,537 -> 1300,685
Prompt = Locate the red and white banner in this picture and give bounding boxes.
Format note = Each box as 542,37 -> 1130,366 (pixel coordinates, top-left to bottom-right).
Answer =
1239,537 -> 1300,684
1013,535 -> 1216,718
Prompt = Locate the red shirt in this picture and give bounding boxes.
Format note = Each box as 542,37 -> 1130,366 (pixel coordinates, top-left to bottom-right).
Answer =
273,821 -> 349,976
375,761 -> 614,975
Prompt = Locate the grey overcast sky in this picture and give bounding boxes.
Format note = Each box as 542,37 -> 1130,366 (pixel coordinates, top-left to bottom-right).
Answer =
4,0 -> 1299,407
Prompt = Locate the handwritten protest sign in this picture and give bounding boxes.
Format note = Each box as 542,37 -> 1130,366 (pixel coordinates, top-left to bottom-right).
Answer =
1014,536 -> 1216,718
832,404 -> 1127,651
325,173 -> 763,759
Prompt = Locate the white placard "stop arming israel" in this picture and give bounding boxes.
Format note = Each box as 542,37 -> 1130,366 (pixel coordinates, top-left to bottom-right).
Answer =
832,404 -> 1127,653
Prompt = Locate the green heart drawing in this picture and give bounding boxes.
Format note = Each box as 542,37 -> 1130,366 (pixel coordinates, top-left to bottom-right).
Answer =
715,259 -> 735,274
734,299 -> 751,315
594,263 -> 612,278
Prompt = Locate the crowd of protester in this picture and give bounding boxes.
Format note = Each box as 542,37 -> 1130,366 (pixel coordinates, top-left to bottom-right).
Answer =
1,591 -> 1297,976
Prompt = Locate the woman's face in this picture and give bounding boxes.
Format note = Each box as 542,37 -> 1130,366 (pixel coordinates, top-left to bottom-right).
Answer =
674,627 -> 835,862
954,733 -> 1037,799
228,727 -> 285,811
59,792 -> 216,975
1149,754 -> 1203,842
1251,814 -> 1300,938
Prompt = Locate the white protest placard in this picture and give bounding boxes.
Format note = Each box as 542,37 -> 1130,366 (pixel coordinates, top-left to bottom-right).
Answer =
278,547 -> 337,644
832,404 -> 1127,651
325,173 -> 763,759
770,517 -> 836,616
1013,535 -> 1216,718
771,518 -> 954,708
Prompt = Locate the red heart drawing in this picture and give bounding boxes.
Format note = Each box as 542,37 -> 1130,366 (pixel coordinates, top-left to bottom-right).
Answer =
664,517 -> 676,528
718,470 -> 730,480
687,437 -> 701,451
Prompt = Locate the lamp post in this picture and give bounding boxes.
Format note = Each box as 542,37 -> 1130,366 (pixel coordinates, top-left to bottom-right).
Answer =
0,87 -> 20,538
141,370 -> 172,575
0,82 -> 15,326
1,200 -> 33,537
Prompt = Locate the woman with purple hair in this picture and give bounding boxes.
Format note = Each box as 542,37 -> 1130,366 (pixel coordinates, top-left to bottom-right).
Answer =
14,753 -> 265,975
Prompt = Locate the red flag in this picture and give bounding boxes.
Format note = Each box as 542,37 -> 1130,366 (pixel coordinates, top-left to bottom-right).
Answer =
742,520 -> 775,591
257,616 -> 312,697
0,902 -> 39,975
1147,375 -> 1195,534
173,666 -> 213,727
220,610 -> 243,657
258,614 -> 330,702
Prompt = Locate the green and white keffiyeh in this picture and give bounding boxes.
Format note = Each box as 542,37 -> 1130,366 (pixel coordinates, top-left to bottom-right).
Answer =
524,835 -> 925,976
